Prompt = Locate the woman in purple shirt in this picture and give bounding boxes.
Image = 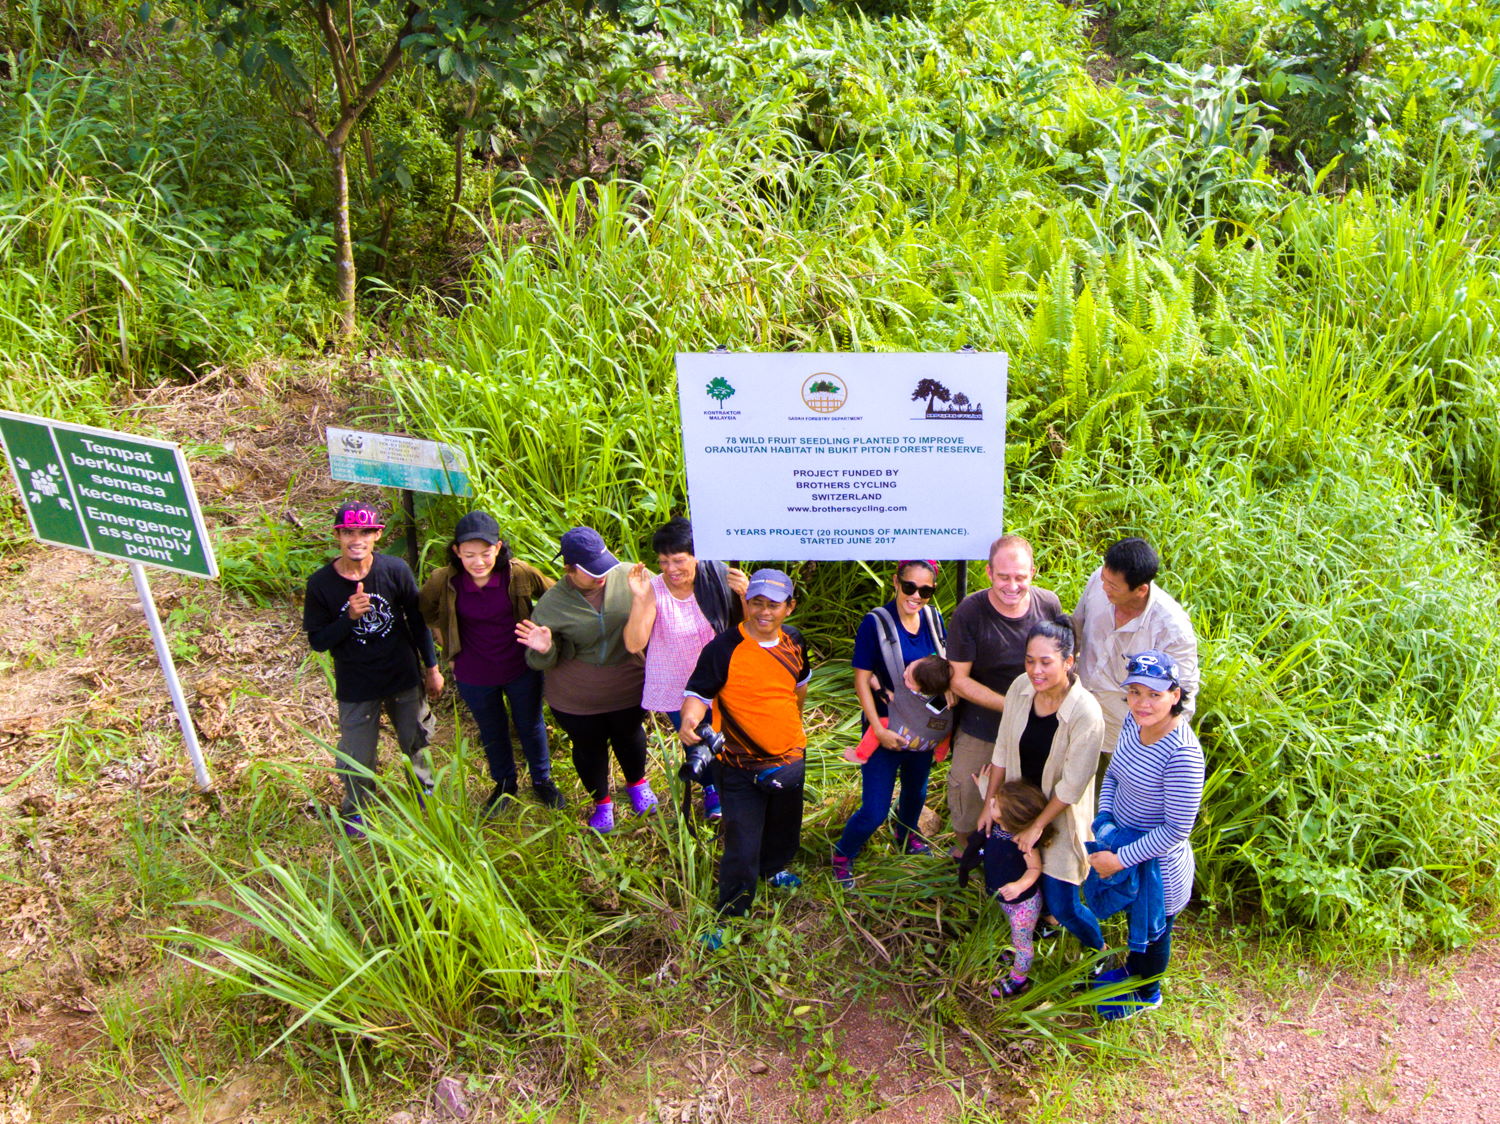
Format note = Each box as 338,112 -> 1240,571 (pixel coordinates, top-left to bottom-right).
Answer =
419,511 -> 563,816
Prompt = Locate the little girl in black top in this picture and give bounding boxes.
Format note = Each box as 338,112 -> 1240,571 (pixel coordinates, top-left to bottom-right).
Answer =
980,780 -> 1054,999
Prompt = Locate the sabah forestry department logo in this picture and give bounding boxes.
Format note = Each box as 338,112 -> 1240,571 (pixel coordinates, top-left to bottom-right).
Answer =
705,377 -> 736,403
801,373 -> 848,413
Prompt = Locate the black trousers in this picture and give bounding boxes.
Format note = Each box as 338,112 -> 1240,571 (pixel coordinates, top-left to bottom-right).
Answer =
1127,913 -> 1176,999
714,759 -> 804,917
549,705 -> 647,802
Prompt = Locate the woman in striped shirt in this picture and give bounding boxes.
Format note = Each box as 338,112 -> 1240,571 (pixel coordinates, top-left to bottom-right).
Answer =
1088,649 -> 1205,1020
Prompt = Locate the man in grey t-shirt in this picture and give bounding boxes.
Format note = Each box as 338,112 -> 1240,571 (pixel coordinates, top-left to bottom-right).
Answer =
945,534 -> 1068,850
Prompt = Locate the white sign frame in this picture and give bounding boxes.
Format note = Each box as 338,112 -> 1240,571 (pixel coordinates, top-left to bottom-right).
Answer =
677,352 -> 1007,561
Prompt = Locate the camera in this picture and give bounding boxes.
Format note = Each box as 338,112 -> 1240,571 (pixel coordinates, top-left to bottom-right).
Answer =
680,721 -> 722,785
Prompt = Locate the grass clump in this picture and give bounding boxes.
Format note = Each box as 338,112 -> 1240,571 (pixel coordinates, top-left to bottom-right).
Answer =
168,783 -> 614,1064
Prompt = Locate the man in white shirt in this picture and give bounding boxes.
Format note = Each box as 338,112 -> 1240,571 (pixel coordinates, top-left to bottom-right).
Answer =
1074,538 -> 1199,760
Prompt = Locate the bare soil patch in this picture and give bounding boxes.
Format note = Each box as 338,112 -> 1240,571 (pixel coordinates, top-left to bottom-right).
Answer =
1150,941 -> 1500,1124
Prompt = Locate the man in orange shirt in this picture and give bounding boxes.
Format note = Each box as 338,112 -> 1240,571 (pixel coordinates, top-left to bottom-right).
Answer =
681,569 -> 810,931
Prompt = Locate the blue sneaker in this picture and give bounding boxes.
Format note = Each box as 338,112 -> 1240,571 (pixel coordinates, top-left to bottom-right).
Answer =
699,928 -> 725,952
1090,967 -> 1131,990
767,870 -> 801,890
1097,988 -> 1162,1022
343,813 -> 365,839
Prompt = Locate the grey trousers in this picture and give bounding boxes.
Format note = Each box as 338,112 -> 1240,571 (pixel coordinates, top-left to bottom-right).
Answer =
335,685 -> 436,815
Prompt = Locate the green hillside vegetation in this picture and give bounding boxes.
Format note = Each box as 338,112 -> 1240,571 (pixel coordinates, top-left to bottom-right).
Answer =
4,0 -> 1500,1114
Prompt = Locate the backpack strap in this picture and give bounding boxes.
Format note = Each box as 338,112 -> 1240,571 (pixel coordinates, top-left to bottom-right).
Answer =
922,605 -> 947,658
868,606 -> 907,693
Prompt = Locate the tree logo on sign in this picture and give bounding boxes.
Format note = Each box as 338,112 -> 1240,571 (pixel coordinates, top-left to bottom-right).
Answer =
706,377 -> 736,403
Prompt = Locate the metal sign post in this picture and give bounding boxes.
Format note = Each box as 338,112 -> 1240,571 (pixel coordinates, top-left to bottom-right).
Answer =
0,410 -> 219,791
130,562 -> 212,789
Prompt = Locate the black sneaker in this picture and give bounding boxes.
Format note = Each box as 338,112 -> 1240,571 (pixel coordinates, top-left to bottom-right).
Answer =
483,779 -> 519,819
532,779 -> 567,810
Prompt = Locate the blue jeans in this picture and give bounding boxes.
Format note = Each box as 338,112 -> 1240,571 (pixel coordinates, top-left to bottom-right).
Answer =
456,670 -> 551,787
1043,874 -> 1105,951
834,747 -> 934,860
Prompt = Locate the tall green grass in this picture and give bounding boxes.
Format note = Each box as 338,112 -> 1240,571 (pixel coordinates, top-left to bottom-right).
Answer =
377,20 -> 1500,951
0,51 -> 338,417
169,772 -> 615,1061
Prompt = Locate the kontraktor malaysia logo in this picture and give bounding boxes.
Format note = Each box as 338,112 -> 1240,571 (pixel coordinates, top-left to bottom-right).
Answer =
801,372 -> 847,413
705,376 -> 736,403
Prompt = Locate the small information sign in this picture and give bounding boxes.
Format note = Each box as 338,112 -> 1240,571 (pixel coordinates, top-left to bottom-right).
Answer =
0,411 -> 217,578
327,428 -> 473,496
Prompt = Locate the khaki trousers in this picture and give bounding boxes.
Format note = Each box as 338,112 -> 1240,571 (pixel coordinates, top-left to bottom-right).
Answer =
946,730 -> 996,840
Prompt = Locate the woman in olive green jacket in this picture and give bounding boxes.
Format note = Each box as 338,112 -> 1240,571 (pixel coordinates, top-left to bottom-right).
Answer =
515,526 -> 655,834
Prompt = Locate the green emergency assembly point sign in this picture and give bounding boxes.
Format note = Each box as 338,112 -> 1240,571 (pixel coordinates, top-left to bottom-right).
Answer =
0,411 -> 217,579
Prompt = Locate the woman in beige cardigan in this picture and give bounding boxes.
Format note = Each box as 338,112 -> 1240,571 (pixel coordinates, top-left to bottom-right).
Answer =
978,619 -> 1107,954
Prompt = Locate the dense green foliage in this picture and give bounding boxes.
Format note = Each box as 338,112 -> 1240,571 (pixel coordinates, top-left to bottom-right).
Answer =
8,0 -> 1500,1090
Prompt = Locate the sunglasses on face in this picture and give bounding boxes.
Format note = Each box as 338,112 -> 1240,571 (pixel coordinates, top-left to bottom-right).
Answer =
899,580 -> 936,598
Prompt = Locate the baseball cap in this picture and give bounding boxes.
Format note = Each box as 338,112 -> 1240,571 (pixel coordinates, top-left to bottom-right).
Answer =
1120,650 -> 1180,691
744,568 -> 794,602
454,511 -> 501,545
557,526 -> 619,578
333,501 -> 384,530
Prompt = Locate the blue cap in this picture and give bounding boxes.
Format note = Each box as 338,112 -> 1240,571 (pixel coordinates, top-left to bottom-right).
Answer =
1120,650 -> 1180,691
744,568 -> 794,602
556,526 -> 619,578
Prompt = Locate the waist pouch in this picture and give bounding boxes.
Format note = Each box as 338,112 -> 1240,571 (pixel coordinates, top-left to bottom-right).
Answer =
754,757 -> 805,792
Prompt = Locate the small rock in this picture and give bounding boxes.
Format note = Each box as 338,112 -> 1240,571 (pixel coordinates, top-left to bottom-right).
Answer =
386,1113 -> 417,1124
748,1060 -> 770,1075
432,1076 -> 469,1120
9,1037 -> 37,1057
918,806 -> 942,836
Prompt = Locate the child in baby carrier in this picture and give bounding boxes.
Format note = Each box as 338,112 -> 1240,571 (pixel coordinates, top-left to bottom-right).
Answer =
844,654 -> 955,763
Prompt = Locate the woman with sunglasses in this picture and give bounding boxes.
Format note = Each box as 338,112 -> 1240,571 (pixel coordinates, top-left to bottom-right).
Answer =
831,560 -> 949,887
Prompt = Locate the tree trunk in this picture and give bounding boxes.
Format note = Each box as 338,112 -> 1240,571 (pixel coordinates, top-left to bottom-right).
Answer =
329,138 -> 357,338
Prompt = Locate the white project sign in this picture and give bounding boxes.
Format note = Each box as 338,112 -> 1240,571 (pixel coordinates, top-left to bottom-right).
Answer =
677,352 -> 1007,561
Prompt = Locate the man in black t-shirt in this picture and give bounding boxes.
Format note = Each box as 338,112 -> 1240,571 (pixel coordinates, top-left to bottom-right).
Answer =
303,502 -> 443,835
945,534 -> 1067,850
